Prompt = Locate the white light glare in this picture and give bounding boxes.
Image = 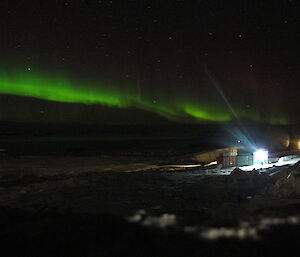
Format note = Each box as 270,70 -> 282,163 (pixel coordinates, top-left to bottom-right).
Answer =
253,149 -> 268,165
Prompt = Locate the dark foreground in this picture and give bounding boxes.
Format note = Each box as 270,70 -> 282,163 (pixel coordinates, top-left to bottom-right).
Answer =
1,155 -> 300,257
2,207 -> 300,257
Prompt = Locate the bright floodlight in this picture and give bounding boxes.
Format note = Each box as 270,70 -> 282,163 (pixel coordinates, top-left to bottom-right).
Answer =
253,149 -> 268,165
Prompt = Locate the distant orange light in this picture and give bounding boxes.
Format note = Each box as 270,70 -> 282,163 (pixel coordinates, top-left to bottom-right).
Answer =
285,138 -> 290,148
298,140 -> 300,150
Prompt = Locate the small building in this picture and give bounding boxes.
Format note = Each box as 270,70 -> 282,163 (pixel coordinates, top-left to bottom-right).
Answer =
215,148 -> 239,168
268,156 -> 280,164
217,155 -> 236,168
222,148 -> 238,157
236,153 -> 253,167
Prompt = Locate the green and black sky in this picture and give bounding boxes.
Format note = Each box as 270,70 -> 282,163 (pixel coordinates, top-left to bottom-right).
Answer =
0,0 -> 299,124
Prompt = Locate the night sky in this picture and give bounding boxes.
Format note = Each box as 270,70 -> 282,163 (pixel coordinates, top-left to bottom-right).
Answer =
0,0 -> 299,124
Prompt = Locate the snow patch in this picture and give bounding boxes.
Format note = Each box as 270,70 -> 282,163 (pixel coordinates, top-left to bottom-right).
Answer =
127,210 -> 177,228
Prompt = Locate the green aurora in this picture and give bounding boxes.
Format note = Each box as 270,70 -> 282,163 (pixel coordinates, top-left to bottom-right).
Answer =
0,70 -> 289,124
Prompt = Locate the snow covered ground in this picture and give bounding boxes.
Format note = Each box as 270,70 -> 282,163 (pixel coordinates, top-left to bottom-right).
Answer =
1,153 -> 300,256
239,155 -> 300,172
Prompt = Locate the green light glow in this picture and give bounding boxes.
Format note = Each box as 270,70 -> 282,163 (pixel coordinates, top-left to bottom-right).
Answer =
183,104 -> 231,122
0,71 -> 130,107
0,70 -> 289,124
